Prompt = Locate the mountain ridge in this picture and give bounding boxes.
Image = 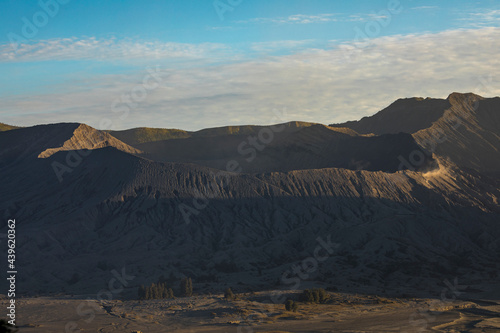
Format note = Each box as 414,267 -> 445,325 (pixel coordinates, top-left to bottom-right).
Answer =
331,92 -> 500,174
0,92 -> 498,297
0,122 -> 21,132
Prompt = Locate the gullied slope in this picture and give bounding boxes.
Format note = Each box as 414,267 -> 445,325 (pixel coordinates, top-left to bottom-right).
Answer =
413,93 -> 500,174
333,93 -> 500,174
0,144 -> 498,295
0,93 -> 499,297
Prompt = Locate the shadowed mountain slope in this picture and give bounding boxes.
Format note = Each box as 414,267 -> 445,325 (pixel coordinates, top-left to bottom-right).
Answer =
0,143 -> 498,295
0,93 -> 498,297
126,123 -> 434,173
413,93 -> 500,174
332,93 -> 500,174
330,97 -> 451,135
107,121 -> 320,146
0,123 -> 141,169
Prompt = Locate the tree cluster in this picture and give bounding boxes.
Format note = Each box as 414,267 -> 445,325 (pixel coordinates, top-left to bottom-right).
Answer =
300,288 -> 329,303
180,277 -> 193,297
138,276 -> 195,300
138,282 -> 174,300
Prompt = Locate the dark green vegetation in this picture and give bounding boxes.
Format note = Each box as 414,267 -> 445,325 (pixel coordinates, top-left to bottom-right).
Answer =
137,277 -> 194,299
300,288 -> 329,304
285,299 -> 299,312
138,282 -> 174,300
180,277 -> 193,297
224,288 -> 235,300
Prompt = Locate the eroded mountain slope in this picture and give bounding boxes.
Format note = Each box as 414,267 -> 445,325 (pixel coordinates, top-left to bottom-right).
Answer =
0,144 -> 497,295
332,93 -> 500,174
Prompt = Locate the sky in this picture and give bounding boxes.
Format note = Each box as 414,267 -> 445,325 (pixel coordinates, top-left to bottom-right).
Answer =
0,0 -> 499,131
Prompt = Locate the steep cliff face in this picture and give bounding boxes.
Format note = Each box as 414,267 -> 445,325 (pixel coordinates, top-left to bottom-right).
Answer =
333,93 -> 500,175
413,94 -> 500,174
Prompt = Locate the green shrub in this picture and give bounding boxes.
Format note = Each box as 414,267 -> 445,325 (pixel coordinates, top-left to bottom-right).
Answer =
180,277 -> 193,297
224,288 -> 235,300
300,288 -> 329,303
285,299 -> 298,312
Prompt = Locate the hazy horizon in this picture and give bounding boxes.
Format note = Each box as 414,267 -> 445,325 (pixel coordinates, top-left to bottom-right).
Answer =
1,0 -> 499,131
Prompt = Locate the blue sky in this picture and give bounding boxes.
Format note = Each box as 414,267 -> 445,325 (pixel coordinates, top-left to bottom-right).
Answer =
1,0 -> 499,130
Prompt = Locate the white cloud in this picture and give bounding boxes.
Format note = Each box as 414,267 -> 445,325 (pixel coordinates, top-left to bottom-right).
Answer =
250,40 -> 317,53
411,6 -> 438,10
234,12 -> 392,25
236,13 -> 338,25
1,28 -> 500,131
459,9 -> 500,28
0,37 -> 232,63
